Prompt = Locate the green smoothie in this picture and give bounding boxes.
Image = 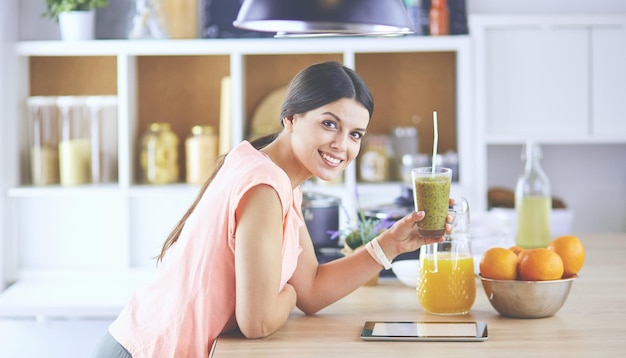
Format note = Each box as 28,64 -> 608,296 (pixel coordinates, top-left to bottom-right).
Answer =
412,168 -> 451,238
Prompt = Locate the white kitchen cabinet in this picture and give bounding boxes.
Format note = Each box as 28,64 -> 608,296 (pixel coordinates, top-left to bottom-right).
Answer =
0,36 -> 474,317
485,26 -> 589,137
592,26 -> 626,137
472,15 -> 626,142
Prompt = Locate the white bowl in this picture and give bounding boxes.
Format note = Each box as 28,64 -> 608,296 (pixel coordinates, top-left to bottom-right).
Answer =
489,208 -> 574,238
391,259 -> 420,287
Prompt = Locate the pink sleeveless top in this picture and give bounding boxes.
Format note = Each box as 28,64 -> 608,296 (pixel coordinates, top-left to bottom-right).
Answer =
109,141 -> 304,357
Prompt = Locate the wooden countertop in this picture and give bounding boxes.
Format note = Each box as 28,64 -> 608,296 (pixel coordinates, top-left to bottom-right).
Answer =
211,234 -> 626,357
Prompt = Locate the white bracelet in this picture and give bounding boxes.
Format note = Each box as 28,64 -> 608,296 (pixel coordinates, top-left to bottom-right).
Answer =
365,238 -> 393,270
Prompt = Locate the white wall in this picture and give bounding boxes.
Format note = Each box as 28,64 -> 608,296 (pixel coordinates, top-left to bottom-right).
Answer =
0,0 -> 19,290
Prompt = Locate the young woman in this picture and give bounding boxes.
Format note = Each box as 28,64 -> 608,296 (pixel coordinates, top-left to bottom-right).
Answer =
91,61 -> 446,357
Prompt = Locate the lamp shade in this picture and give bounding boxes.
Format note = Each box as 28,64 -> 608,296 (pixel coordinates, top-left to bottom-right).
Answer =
233,0 -> 415,36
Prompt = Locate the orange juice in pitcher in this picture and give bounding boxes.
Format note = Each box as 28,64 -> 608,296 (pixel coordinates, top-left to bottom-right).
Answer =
417,197 -> 476,315
417,252 -> 475,314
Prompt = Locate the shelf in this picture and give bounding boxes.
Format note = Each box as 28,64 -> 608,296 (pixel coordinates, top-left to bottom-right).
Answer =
15,36 -> 470,57
0,270 -> 155,318
6,183 -> 206,198
7,184 -> 121,198
484,135 -> 626,145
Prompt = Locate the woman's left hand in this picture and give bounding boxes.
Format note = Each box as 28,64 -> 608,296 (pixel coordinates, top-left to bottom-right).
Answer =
376,199 -> 454,260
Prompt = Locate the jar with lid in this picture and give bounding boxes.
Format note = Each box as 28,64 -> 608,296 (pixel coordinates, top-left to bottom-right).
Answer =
185,125 -> 218,185
58,96 -> 92,186
359,135 -> 391,182
27,96 -> 60,186
140,122 -> 179,184
515,141 -> 551,248
390,126 -> 418,181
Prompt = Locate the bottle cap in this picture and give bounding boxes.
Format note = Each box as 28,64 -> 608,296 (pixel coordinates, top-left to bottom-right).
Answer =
191,125 -> 214,135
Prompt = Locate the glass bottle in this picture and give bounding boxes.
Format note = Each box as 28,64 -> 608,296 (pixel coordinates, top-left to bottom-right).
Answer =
140,122 -> 179,184
185,125 -> 218,185
429,0 -> 449,36
128,0 -> 168,39
404,0 -> 427,36
515,141 -> 552,248
417,198 -> 475,315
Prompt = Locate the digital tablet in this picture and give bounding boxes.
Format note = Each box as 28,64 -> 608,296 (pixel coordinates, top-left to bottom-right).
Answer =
360,321 -> 488,342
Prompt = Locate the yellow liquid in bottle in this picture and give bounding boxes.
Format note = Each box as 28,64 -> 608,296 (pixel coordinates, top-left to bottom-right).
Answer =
417,253 -> 476,315
516,196 -> 551,248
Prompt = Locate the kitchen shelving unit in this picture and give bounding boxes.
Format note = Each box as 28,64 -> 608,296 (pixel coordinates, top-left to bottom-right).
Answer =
0,36 -> 475,317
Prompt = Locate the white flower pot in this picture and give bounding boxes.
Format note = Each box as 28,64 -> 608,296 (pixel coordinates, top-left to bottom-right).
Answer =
59,10 -> 96,41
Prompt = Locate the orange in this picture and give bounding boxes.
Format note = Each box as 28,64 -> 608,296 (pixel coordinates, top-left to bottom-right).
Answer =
518,248 -> 564,281
509,245 -> 525,257
548,235 -> 585,277
480,247 -> 519,280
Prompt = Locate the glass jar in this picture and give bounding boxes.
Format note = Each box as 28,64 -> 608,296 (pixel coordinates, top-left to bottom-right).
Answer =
359,135 -> 391,182
27,96 -> 60,186
185,125 -> 218,185
86,96 -> 118,183
140,122 -> 179,184
390,126 -> 418,181
417,197 -> 476,315
58,96 -> 91,186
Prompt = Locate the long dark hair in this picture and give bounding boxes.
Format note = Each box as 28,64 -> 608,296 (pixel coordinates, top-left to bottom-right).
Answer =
156,61 -> 373,262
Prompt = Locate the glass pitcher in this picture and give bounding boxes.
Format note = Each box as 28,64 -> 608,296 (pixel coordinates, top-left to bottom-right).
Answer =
417,197 -> 476,315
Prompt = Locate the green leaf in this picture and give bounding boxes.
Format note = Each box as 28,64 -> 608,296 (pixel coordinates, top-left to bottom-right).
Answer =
43,0 -> 110,21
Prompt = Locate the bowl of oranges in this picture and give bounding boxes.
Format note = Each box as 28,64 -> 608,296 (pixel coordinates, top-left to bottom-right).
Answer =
478,235 -> 585,319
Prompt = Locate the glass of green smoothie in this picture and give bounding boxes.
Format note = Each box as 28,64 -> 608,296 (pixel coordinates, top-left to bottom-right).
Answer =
411,167 -> 452,238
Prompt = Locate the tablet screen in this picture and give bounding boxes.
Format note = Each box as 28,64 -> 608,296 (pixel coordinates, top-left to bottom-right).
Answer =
361,321 -> 488,342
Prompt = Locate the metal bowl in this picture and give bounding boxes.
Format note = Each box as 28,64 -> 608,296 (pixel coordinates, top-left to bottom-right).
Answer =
479,275 -> 577,319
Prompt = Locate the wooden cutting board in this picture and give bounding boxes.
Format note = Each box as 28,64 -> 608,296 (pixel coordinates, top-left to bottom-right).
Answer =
249,85 -> 288,140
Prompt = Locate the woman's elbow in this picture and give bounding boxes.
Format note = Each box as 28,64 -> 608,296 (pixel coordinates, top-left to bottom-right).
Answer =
296,301 -> 323,316
238,321 -> 274,340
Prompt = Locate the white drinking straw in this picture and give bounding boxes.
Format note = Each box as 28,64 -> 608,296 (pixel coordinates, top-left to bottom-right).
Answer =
431,110 -> 440,265
431,111 -> 439,177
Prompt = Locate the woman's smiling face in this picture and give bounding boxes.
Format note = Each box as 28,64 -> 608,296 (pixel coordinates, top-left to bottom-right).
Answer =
287,97 -> 370,181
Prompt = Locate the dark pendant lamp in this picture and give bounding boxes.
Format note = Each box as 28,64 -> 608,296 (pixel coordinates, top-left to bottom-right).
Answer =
233,0 -> 415,37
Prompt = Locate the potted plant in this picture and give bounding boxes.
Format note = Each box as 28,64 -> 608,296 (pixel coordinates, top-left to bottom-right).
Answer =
43,0 -> 110,41
333,190 -> 394,286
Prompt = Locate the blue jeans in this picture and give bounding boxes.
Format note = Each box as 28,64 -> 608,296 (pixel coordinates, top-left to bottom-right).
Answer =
90,331 -> 132,358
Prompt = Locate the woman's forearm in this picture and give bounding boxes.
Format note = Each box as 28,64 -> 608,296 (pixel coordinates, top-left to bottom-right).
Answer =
237,283 -> 297,339
295,247 -> 383,314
